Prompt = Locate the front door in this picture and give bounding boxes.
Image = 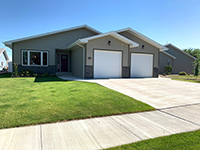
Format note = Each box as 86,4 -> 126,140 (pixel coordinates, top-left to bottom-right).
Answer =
61,54 -> 68,72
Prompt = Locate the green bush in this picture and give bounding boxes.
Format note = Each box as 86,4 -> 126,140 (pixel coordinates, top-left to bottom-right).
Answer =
163,65 -> 173,75
188,73 -> 190,76
13,63 -> 18,76
163,73 -> 166,76
179,71 -> 187,75
27,69 -> 34,76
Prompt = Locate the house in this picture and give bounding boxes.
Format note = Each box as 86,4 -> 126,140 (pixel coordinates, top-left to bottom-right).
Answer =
3,25 -> 168,78
0,48 -> 9,71
159,44 -> 197,74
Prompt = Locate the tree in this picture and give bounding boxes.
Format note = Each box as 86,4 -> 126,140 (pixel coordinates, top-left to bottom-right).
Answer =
183,48 -> 200,59
193,59 -> 200,79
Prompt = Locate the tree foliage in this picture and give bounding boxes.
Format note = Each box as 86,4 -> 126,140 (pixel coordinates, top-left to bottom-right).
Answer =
183,48 -> 200,58
193,59 -> 200,79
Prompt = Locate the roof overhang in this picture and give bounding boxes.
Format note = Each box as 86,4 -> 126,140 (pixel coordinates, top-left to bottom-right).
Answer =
164,43 -> 197,60
161,51 -> 176,59
3,25 -> 102,49
116,28 -> 168,51
67,31 -> 139,49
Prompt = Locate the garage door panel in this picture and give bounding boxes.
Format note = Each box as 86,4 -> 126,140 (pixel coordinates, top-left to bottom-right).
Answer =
131,53 -> 153,78
94,50 -> 122,78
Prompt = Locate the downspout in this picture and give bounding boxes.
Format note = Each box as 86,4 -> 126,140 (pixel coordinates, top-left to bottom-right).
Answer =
76,43 -> 85,79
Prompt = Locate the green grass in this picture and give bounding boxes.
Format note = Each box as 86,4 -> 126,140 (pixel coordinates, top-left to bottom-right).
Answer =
0,75 -> 155,129
169,75 -> 200,80
0,73 -> 12,78
107,130 -> 200,150
172,78 -> 200,83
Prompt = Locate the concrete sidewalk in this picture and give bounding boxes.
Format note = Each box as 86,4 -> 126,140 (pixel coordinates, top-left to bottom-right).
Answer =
1,104 -> 200,150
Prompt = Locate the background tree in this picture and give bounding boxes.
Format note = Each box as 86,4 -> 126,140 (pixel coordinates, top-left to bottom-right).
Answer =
193,58 -> 200,79
183,48 -> 200,58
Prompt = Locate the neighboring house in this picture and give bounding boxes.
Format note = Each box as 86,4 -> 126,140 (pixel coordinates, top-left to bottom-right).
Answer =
0,48 -> 9,71
159,44 -> 197,74
3,25 -> 167,78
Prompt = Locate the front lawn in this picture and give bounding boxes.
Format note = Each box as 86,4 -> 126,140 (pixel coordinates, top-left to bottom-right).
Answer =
167,74 -> 200,80
107,129 -> 200,150
0,75 -> 155,129
163,74 -> 200,83
172,78 -> 200,83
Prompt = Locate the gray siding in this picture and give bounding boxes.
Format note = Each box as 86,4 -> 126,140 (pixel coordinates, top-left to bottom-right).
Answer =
71,47 -> 83,78
159,52 -> 173,73
13,28 -> 97,66
118,31 -> 159,68
86,35 -> 129,66
166,45 -> 195,74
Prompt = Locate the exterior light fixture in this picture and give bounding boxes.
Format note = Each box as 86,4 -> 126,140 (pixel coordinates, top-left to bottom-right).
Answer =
88,57 -> 91,60
108,41 -> 111,45
142,45 -> 145,49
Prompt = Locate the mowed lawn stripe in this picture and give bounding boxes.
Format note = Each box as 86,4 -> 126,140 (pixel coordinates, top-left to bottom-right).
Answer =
0,75 -> 155,129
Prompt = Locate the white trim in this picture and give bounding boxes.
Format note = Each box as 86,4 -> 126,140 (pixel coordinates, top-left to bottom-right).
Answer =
22,50 -> 48,66
66,31 -> 139,50
0,48 -> 5,56
3,25 -> 101,48
161,51 -> 176,59
164,44 -> 197,60
0,48 -> 9,60
116,28 -> 168,51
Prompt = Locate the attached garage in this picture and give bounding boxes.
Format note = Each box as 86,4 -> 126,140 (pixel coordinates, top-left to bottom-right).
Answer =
94,50 -> 122,78
131,53 -> 153,78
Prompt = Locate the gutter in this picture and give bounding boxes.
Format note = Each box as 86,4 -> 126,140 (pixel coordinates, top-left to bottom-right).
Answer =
76,43 -> 85,79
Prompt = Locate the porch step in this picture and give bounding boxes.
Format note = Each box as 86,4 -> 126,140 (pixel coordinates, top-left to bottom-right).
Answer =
56,72 -> 72,76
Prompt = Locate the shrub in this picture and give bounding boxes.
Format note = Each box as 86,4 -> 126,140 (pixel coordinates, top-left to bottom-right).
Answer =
27,69 -> 34,77
179,71 -> 187,75
13,63 -> 18,76
187,73 -> 190,76
163,65 -> 173,75
163,73 -> 166,76
42,72 -> 49,77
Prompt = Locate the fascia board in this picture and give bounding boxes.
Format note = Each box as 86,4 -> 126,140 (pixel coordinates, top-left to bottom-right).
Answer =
3,25 -> 101,46
165,44 -> 197,60
161,51 -> 176,59
116,28 -> 168,51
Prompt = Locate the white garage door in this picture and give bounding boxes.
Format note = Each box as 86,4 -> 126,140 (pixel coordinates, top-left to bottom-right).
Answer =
94,50 -> 122,78
131,53 -> 153,78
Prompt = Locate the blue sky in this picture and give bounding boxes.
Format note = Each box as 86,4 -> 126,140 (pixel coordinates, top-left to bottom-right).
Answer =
1,0 -> 200,60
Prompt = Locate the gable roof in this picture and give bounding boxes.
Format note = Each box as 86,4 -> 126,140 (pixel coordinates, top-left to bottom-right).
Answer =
161,51 -> 176,59
165,43 -> 197,60
67,31 -> 139,49
116,28 -> 168,51
3,25 -> 101,49
0,48 -> 9,60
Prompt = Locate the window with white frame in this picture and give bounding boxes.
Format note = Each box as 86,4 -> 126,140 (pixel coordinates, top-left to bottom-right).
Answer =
22,50 -> 48,66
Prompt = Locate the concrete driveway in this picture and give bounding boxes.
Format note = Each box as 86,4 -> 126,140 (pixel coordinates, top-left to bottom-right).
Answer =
1,77 -> 200,150
94,78 -> 200,109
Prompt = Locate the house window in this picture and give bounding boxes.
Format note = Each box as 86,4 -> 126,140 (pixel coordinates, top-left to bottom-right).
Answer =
23,51 -> 28,65
30,52 -> 41,65
22,50 -> 48,66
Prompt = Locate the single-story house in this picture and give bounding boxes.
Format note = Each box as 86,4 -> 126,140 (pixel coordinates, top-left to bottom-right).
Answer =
159,44 -> 197,74
3,25 -> 168,78
0,48 -> 9,71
